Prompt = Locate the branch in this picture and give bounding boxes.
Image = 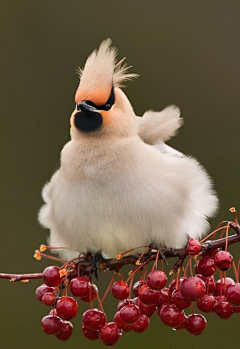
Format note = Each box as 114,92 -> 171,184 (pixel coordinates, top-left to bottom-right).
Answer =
1,221 -> 240,282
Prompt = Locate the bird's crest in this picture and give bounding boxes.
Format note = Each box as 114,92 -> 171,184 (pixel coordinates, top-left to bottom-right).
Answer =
77,39 -> 138,94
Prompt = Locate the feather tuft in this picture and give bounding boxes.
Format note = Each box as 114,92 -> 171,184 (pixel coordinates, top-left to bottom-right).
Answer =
77,39 -> 138,90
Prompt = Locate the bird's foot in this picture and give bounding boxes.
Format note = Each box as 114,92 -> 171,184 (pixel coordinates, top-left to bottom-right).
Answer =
148,243 -> 168,266
92,252 -> 104,280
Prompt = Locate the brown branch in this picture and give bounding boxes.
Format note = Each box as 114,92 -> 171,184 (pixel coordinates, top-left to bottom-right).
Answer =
1,221 -> 240,282
0,273 -> 43,282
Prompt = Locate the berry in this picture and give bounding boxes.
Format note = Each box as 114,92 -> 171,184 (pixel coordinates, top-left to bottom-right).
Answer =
80,283 -> 98,302
180,277 -> 206,301
82,308 -> 107,331
41,315 -> 62,335
70,277 -> 89,297
233,305 -> 240,313
42,266 -> 62,287
214,251 -> 233,271
42,292 -> 56,306
186,314 -> 206,335
171,289 -> 192,309
197,257 -> 216,277
225,283 -> 240,305
147,270 -> 167,290
49,309 -> 59,316
56,296 -> 78,320
138,285 -> 159,305
99,322 -> 122,346
186,238 -> 201,255
35,284 -> 54,302
134,297 -> 156,317
132,314 -> 149,333
114,311 -> 133,332
156,288 -> 169,307
159,305 -> 185,328
55,320 -> 73,341
169,277 -> 185,295
133,280 -> 146,297
82,324 -> 99,340
173,315 -> 188,330
197,294 -> 216,312
117,298 -> 134,311
214,277 -> 235,296
195,274 -> 215,294
111,281 -> 129,300
215,301 -> 233,319
120,304 -> 140,324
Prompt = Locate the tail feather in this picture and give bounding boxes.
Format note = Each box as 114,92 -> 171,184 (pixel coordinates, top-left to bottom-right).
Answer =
138,105 -> 183,145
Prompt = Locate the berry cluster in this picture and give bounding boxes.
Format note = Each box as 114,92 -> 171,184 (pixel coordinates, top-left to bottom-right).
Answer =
35,242 -> 240,346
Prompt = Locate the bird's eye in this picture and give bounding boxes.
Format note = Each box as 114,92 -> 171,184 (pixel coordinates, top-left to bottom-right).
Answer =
76,103 -> 81,111
105,104 -> 111,111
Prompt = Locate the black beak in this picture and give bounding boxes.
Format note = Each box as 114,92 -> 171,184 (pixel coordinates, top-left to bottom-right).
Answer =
77,101 -> 97,112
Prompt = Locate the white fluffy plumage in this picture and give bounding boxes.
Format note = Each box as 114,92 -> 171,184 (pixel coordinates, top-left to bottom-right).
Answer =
39,39 -> 218,260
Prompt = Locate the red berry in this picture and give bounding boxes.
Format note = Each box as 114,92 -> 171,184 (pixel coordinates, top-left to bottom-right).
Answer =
133,280 -> 146,297
215,301 -> 233,319
214,251 -> 233,271
55,320 -> 73,341
70,277 -> 89,297
195,274 -> 215,294
82,308 -> 107,331
111,281 -> 129,300
225,283 -> 240,305
99,322 -> 122,346
132,314 -> 149,333
80,283 -> 98,302
82,324 -> 99,340
138,285 -> 159,305
159,305 -> 185,328
49,309 -> 59,316
134,297 -> 156,317
114,311 -> 133,332
56,296 -> 78,320
180,277 -> 206,301
233,305 -> 240,313
202,247 -> 218,259
173,315 -> 188,330
215,295 -> 226,303
197,294 -> 216,312
197,257 -> 216,276
117,298 -> 134,311
41,315 -> 62,335
186,238 -> 201,255
214,277 -> 235,296
42,266 -> 62,287
156,288 -> 169,307
171,289 -> 191,309
120,304 -> 140,324
42,292 -> 56,306
147,270 -> 167,290
169,277 -> 185,295
186,314 -> 206,335
35,284 -> 54,302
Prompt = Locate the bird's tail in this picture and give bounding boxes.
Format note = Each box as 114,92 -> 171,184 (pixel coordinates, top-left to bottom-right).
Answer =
138,105 -> 183,145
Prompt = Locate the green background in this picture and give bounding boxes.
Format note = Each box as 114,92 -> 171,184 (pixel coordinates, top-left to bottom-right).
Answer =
1,1 -> 240,348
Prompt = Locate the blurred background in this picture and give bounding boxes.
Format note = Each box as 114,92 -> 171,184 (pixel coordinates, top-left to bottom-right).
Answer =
1,1 -> 240,348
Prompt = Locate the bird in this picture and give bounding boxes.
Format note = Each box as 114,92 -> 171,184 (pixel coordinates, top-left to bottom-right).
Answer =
38,39 -> 218,261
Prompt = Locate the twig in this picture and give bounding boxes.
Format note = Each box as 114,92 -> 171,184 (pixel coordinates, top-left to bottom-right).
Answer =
1,221 -> 239,282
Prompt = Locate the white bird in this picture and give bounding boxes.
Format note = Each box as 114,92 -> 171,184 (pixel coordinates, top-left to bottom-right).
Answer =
39,39 -> 218,260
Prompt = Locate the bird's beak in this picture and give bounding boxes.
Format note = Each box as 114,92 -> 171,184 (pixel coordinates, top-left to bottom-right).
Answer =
77,101 -> 98,113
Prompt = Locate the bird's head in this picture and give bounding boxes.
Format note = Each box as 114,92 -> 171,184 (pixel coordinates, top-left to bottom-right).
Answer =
71,39 -> 139,141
